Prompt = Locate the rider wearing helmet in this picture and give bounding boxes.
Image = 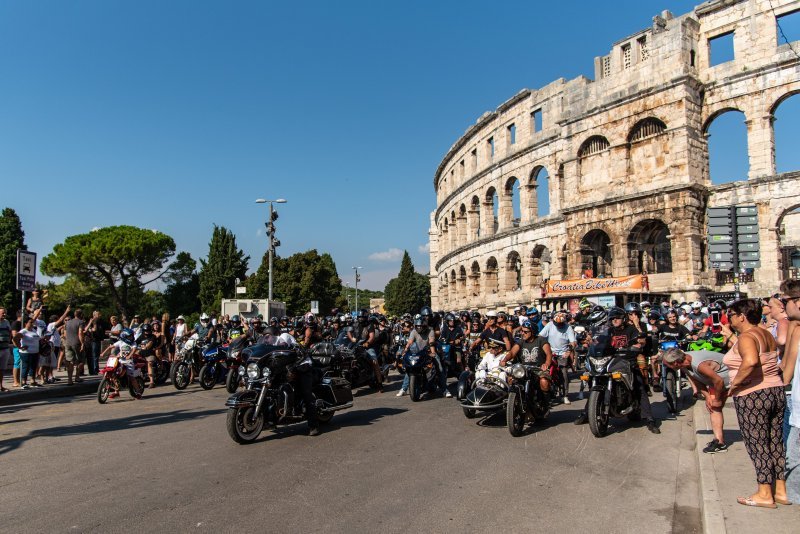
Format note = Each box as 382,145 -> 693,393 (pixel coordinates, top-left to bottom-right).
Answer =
688,301 -> 708,331
132,323 -> 158,389
419,306 -> 433,327
539,310 -> 576,404
279,316 -> 290,334
514,320 -> 553,395
469,310 -> 512,353
187,313 -> 217,344
302,312 -> 323,346
227,314 -> 245,343
438,313 -> 465,396
347,309 -> 383,392
396,317 -> 437,396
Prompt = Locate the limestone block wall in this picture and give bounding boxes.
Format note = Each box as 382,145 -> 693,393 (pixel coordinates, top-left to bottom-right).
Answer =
430,0 -> 800,311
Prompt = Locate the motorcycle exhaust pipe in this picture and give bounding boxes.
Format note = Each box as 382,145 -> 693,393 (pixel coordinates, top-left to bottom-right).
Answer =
318,402 -> 353,414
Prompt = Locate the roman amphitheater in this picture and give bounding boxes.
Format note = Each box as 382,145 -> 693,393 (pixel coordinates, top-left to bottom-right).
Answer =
429,0 -> 800,312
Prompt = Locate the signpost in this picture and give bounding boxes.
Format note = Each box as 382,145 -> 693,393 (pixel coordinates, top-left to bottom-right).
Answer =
707,205 -> 760,274
310,300 -> 319,315
16,249 -> 36,323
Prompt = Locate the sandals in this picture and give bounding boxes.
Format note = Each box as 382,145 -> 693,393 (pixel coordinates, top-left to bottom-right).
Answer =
737,496 -> 777,509
775,497 -> 793,506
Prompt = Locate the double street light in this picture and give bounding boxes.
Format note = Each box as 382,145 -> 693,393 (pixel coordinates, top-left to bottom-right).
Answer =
256,198 -> 287,301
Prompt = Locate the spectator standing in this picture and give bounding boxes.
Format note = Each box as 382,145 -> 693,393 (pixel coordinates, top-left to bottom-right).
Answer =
25,288 -> 45,316
63,309 -> 86,385
45,306 -> 70,383
0,307 -> 11,392
724,298 -> 789,508
779,280 -> 800,504
161,313 -> 173,361
10,310 -> 22,387
84,311 -> 106,375
14,314 -> 42,389
107,315 -> 122,343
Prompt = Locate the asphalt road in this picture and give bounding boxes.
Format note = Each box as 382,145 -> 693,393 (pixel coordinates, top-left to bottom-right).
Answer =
0,374 -> 701,534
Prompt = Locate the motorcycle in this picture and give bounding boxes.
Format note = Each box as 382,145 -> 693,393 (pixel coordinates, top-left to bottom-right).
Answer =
580,349 -> 641,437
460,366 -> 510,419
659,339 -> 691,413
97,353 -> 146,403
198,343 -> 229,390
225,344 -> 354,444
403,351 -> 445,402
171,335 -> 204,390
335,344 -> 380,390
506,363 -> 551,436
225,336 -> 252,393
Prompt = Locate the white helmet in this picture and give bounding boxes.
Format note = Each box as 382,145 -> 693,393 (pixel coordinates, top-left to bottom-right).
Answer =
200,313 -> 210,321
691,301 -> 702,310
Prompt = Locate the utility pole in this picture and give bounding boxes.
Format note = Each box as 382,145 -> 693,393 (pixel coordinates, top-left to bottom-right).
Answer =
256,198 -> 287,301
353,266 -> 362,311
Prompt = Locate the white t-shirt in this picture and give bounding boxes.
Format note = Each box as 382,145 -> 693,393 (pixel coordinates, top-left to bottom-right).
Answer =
47,322 -> 62,347
174,323 -> 187,339
18,328 -> 40,354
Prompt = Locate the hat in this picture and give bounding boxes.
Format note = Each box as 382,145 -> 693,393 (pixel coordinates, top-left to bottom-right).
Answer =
486,310 -> 498,318
177,315 -> 185,321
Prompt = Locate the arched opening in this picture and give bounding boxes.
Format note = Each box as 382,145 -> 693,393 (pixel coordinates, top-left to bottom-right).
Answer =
506,251 -> 522,291
577,135 -> 611,189
449,269 -> 457,302
530,166 -> 550,217
471,196 -> 481,238
505,177 -> 521,227
485,187 -> 499,235
779,206 -> 800,279
531,244 -> 552,287
772,93 -> 800,174
450,210 -> 458,250
580,230 -> 612,277
441,218 -> 449,254
470,261 -> 481,297
485,256 -> 499,294
628,118 -> 669,184
627,220 -> 672,274
705,109 -> 749,185
458,265 -> 467,300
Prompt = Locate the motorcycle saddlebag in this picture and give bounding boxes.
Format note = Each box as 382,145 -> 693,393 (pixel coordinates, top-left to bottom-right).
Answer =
317,377 -> 354,405
310,342 -> 337,367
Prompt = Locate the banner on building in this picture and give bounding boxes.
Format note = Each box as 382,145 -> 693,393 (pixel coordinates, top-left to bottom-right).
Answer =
545,274 -> 644,297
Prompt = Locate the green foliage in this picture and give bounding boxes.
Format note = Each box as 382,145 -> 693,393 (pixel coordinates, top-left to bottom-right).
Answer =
250,249 -> 342,316
340,285 -> 384,313
0,208 -> 26,312
198,225 -> 249,313
163,252 -> 200,316
42,277 -> 112,317
40,225 -> 175,317
383,251 -> 431,316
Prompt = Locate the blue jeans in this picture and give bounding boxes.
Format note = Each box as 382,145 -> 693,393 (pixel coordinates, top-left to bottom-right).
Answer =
787,425 -> 800,503
19,352 -> 39,382
436,354 -> 449,392
88,340 -> 101,374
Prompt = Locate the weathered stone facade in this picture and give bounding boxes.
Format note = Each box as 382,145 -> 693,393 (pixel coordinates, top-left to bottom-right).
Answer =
429,0 -> 800,311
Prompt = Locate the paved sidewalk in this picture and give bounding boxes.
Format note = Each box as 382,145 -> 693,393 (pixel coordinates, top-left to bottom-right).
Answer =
693,398 -> 799,533
0,363 -> 104,407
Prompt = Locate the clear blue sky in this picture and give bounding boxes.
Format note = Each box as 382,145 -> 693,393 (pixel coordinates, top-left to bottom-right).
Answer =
2,0 -> 798,291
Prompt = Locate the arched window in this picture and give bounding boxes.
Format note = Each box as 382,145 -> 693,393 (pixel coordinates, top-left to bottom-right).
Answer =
486,187 -> 499,235
531,166 -> 550,217
505,177 -> 521,227
485,256 -> 499,293
628,117 -> 667,143
772,93 -> 800,173
578,136 -> 610,158
581,230 -> 612,277
705,109 -> 748,185
471,196 -> 481,238
506,251 -> 522,291
628,220 -> 672,274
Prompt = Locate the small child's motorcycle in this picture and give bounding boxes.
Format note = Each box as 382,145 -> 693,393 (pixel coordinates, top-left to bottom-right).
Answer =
98,353 -> 146,403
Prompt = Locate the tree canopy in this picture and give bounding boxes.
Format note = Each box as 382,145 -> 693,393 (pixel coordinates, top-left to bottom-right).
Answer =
0,208 -> 26,312
40,226 -> 175,317
198,225 -> 249,313
163,251 -> 200,316
383,251 -> 431,316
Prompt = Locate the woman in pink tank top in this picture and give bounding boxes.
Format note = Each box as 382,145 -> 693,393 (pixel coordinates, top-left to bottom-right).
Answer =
723,299 -> 788,508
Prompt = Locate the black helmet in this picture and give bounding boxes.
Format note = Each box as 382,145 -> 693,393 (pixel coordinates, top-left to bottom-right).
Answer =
294,317 -> 305,329
471,311 -> 481,321
587,308 -> 607,325
444,313 -> 455,322
140,323 -> 152,334
624,302 -> 641,316
419,306 -> 432,318
231,314 -> 240,324
521,320 -> 539,336
647,311 -> 661,321
368,314 -> 379,324
714,299 -> 727,310
265,326 -> 280,336
280,316 -> 289,323
608,306 -> 627,321
357,309 -> 368,321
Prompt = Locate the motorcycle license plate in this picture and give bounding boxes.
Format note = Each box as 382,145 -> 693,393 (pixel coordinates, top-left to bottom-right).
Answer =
106,357 -> 118,367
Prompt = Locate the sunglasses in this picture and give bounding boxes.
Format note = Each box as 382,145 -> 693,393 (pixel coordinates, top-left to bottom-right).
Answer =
779,296 -> 800,308
520,329 -> 532,334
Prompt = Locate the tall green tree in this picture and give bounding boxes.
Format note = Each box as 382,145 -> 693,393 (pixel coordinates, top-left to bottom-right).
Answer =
250,249 -> 342,316
0,208 -> 26,312
163,251 -> 200,316
384,251 -> 431,315
198,225 -> 249,313
40,225 -> 175,317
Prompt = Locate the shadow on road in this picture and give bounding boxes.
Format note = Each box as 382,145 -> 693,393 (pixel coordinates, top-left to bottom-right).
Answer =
252,406 -> 408,443
0,408 -> 224,456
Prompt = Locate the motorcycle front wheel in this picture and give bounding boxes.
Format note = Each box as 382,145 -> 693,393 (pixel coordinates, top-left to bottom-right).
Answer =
409,374 -> 421,402
97,376 -> 111,404
199,364 -> 216,390
226,407 -> 264,444
156,361 -> 169,385
507,391 -> 525,437
225,368 -> 239,394
129,376 -> 145,399
588,389 -> 609,437
171,362 -> 191,390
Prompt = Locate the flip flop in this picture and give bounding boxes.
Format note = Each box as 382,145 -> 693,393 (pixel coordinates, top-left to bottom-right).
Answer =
737,496 -> 777,509
775,497 -> 793,506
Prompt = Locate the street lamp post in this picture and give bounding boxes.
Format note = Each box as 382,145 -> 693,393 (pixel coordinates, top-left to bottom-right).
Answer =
353,266 -> 362,311
256,198 -> 287,301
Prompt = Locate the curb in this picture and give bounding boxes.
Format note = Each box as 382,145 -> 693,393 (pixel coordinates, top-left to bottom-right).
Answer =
0,379 -> 100,407
693,400 -> 727,534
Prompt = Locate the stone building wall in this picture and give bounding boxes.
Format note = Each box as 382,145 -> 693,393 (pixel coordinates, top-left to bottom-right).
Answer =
429,0 -> 800,311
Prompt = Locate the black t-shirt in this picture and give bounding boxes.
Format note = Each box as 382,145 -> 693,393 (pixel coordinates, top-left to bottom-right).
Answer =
658,324 -> 690,341
228,326 -> 245,340
357,324 -> 375,344
516,337 -> 550,366
137,334 -> 156,357
603,326 -> 642,356
479,327 -> 510,347
439,325 -> 463,344
91,319 -> 107,342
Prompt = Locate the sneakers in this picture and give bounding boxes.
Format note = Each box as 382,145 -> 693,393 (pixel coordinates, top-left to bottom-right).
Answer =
646,420 -> 661,434
395,389 -> 407,397
577,391 -> 584,400
444,390 -> 452,398
20,384 -> 30,390
563,396 -> 571,405
574,413 -> 588,425
703,439 -> 728,454
308,428 -> 320,437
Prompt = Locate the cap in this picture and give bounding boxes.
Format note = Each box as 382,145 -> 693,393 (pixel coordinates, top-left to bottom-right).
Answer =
486,310 -> 498,318
177,315 -> 185,320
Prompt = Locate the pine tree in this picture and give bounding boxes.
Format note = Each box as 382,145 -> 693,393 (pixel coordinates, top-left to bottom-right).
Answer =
384,251 -> 431,315
198,226 -> 249,312
0,208 -> 27,312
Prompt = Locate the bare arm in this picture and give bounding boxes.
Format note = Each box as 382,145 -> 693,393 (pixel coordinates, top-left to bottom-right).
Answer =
728,333 -> 760,393
781,324 -> 800,385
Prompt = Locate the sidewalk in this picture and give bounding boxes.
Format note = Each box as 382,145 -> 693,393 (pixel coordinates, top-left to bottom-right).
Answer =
693,398 -> 799,533
0,364 -> 103,407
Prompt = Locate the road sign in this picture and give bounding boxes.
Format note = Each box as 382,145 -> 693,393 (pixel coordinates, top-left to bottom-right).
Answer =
16,250 -> 36,291
707,205 -> 760,271
310,300 -> 319,314
236,286 -> 247,294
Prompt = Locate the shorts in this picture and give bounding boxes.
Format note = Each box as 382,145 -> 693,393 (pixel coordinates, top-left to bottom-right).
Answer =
145,355 -> 157,363
13,347 -> 20,369
0,347 -> 11,370
64,344 -> 86,364
532,367 -> 552,380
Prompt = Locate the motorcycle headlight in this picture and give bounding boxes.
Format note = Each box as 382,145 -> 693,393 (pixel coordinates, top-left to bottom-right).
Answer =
589,356 -> 612,371
512,364 -> 526,379
261,367 -> 271,378
408,356 -> 419,365
238,366 -> 246,376
246,363 -> 260,380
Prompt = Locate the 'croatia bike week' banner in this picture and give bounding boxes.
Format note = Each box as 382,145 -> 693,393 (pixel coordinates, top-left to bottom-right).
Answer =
545,274 -> 645,297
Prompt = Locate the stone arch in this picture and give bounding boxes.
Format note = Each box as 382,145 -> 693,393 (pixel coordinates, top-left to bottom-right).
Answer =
470,195 -> 481,240
627,219 -> 672,274
703,108 -> 749,185
771,92 -> 800,174
627,117 -> 667,143
577,135 -> 612,190
529,166 -> 550,217
627,118 -> 669,186
484,186 -> 499,236
485,256 -> 499,294
531,244 -> 552,288
440,217 -> 449,255
457,203 -> 468,247
458,265 -> 467,300
449,268 -> 457,303
450,210 -> 458,250
505,250 -> 522,292
580,229 -> 612,277
503,176 -> 521,228
777,204 -> 800,279
469,260 -> 481,297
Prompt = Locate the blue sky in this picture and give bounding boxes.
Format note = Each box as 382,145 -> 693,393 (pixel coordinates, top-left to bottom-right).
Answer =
2,0 -> 799,291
